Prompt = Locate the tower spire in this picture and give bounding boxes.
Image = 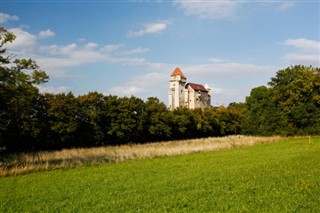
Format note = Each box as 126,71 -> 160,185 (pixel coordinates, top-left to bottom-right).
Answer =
170,67 -> 187,79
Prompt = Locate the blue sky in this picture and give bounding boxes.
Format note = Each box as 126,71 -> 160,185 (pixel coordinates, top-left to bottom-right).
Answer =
1,0 -> 319,106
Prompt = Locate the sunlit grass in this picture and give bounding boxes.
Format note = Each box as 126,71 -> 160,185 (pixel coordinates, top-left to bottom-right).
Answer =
0,135 -> 282,176
1,137 -> 319,212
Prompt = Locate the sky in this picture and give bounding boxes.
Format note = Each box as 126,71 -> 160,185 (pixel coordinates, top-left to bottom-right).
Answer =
1,0 -> 319,106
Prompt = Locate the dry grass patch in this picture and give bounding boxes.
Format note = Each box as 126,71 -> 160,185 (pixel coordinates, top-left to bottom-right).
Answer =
0,135 -> 283,176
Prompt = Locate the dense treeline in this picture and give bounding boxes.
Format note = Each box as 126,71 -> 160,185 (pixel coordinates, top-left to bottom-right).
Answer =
1,91 -> 246,152
1,27 -> 320,154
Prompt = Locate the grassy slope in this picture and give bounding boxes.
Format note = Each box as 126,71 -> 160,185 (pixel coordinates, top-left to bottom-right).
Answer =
1,137 -> 320,212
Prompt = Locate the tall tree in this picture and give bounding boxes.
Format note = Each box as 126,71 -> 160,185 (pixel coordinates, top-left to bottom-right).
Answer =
0,27 -> 49,152
245,86 -> 281,135
245,65 -> 320,135
268,65 -> 320,134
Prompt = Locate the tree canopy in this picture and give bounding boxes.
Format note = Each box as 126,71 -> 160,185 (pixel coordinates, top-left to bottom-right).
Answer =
245,65 -> 320,135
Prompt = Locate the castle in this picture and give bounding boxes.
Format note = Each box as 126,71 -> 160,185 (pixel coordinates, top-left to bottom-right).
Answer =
168,67 -> 211,110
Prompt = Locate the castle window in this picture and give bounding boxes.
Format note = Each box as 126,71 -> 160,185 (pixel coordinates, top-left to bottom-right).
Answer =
181,89 -> 183,93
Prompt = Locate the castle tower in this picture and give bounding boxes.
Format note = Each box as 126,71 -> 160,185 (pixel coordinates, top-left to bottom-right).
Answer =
168,67 -> 187,110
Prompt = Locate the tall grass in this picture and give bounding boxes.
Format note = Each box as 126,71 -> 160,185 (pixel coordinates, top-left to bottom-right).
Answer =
0,135 -> 282,176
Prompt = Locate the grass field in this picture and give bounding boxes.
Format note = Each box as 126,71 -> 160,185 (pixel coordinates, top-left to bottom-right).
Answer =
0,135 -> 281,176
1,137 -> 320,212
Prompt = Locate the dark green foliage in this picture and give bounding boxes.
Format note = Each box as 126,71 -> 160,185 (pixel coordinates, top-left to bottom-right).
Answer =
144,97 -> 172,141
0,27 -> 49,153
245,65 -> 320,136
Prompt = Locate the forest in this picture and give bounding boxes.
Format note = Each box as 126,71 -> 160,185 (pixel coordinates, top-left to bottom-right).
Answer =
1,27 -> 320,154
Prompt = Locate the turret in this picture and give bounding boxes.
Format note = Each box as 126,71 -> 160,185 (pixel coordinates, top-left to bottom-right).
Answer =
168,68 -> 187,110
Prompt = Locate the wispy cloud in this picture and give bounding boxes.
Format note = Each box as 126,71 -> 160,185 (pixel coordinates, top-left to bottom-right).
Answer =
84,42 -> 98,49
281,38 -> 320,66
281,38 -> 320,51
184,62 -> 278,78
106,65 -> 171,100
38,29 -> 55,39
121,47 -> 149,55
127,22 -> 168,38
37,85 -> 71,94
208,58 -> 226,63
37,43 -> 146,69
0,13 -> 19,23
100,44 -> 124,52
276,2 -> 295,12
6,28 -> 147,78
174,0 -> 239,20
107,86 -> 143,97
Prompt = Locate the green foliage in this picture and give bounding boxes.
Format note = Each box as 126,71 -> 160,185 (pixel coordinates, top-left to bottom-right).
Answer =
0,27 -> 49,152
144,97 -> 172,141
245,65 -> 320,136
1,137 -> 319,212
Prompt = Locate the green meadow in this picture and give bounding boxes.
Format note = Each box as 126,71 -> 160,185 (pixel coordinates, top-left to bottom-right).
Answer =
1,137 -> 320,212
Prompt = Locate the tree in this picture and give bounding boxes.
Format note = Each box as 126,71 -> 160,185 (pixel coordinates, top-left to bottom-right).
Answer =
212,106 -> 243,136
78,92 -> 108,146
171,107 -> 193,139
245,86 -> 279,135
0,27 -> 49,152
245,65 -> 320,135
46,93 -> 85,149
144,97 -> 171,141
106,96 -> 145,144
190,108 -> 212,137
269,65 -> 320,134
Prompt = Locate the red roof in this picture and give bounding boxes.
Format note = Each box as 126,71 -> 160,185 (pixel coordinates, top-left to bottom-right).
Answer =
186,83 -> 208,92
171,67 -> 187,79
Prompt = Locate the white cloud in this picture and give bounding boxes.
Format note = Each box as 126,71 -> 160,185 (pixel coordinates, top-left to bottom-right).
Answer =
37,42 -> 146,73
281,38 -> 320,66
107,86 -> 143,97
37,85 -> 71,94
38,29 -> 55,39
4,27 -> 148,81
39,43 -> 78,55
115,57 -> 146,65
38,49 -> 144,69
127,22 -> 168,38
174,0 -> 239,20
183,62 -> 278,78
121,47 -> 149,55
281,38 -> 320,51
211,86 -> 224,94
100,44 -> 124,52
106,68 -> 170,100
282,53 -> 320,66
276,2 -> 295,12
208,58 -> 226,63
84,42 -> 98,49
6,28 -> 37,51
0,13 -> 19,23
